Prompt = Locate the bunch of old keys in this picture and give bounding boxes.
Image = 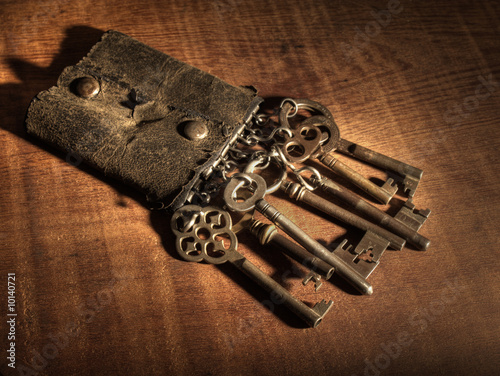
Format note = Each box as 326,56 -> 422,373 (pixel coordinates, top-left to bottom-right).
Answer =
170,98 -> 430,328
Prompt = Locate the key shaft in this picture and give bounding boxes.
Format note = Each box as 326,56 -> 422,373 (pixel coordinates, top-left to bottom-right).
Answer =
281,181 -> 406,251
255,199 -> 374,295
249,219 -> 335,280
172,204 -> 333,328
314,177 -> 430,250
337,139 -> 423,179
229,252 -> 332,328
336,139 -> 423,197
319,153 -> 395,204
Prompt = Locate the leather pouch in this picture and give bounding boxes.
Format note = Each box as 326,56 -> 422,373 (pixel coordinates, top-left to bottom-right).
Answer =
25,30 -> 261,209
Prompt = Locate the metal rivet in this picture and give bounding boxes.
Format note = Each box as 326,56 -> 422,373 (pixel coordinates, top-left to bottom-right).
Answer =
183,120 -> 208,141
74,77 -> 100,98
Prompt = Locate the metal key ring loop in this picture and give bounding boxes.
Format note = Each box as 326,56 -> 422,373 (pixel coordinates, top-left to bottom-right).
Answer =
224,173 -> 268,212
243,156 -> 287,194
293,166 -> 323,191
279,98 -> 335,128
279,99 -> 339,154
280,98 -> 299,118
271,146 -> 321,191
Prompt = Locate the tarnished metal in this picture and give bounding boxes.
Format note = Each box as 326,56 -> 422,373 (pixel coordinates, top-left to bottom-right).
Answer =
249,219 -> 335,290
319,153 -> 398,204
394,199 -> 431,232
314,176 -> 430,250
279,99 -> 398,204
281,181 -> 406,251
171,204 -> 334,328
280,121 -> 322,163
254,198 -> 374,295
336,139 -> 424,197
230,255 -> 334,327
26,31 -> 432,328
171,205 -> 237,264
73,77 -> 100,98
223,173 -> 267,212
183,120 -> 208,141
224,173 -> 374,295
332,232 -> 389,280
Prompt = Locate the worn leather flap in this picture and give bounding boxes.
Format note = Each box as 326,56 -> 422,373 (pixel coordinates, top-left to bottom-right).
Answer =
25,30 -> 260,208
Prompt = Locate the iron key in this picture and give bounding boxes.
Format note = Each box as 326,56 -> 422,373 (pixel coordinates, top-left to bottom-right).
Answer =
249,219 -> 335,291
336,139 -> 423,197
279,99 -> 398,204
171,204 -> 333,327
224,173 -> 374,295
312,176 -> 430,250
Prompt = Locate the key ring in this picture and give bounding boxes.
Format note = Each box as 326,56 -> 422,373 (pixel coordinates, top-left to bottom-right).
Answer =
279,98 -> 334,125
271,146 -> 322,191
242,126 -> 293,145
243,154 -> 287,194
223,173 -> 268,212
253,108 -> 280,126
278,98 -> 339,154
280,98 -> 299,118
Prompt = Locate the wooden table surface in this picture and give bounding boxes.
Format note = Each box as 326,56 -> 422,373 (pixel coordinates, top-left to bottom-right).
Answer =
1,1 -> 499,375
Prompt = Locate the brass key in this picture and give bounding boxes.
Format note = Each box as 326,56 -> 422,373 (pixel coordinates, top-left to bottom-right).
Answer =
280,180 -> 406,251
171,205 -> 333,327
335,139 -> 424,198
248,219 -> 335,291
223,173 -> 374,295
312,176 -> 430,250
279,99 -> 398,204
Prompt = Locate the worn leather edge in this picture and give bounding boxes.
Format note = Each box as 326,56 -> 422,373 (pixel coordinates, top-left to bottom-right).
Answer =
170,95 -> 263,211
25,30 -> 261,209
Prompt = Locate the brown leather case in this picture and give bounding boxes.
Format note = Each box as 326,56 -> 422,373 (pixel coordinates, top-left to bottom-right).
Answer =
25,30 -> 261,209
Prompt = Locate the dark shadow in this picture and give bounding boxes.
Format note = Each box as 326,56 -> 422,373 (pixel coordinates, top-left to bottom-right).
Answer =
149,208 -> 181,261
150,210 -> 309,328
0,26 -> 106,138
237,230 -> 307,287
216,262 -> 309,329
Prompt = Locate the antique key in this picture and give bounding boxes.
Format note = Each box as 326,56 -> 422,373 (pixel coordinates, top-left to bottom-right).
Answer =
274,101 -> 429,249
230,209 -> 334,292
223,172 -> 374,295
279,99 -> 398,204
336,139 -> 423,197
248,219 -> 335,291
312,176 -> 430,250
280,180 -> 406,250
170,204 -> 333,327
232,156 -> 334,291
227,203 -> 333,293
266,146 -> 407,250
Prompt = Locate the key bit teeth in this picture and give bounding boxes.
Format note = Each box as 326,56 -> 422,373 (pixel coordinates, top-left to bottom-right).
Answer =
302,271 -> 323,291
386,177 -> 397,188
331,239 -> 352,254
381,178 -> 398,200
312,299 -> 334,317
394,198 -> 431,232
403,176 -> 419,197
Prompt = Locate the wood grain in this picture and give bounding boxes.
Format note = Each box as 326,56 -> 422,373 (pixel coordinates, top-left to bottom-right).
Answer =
1,1 -> 499,375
